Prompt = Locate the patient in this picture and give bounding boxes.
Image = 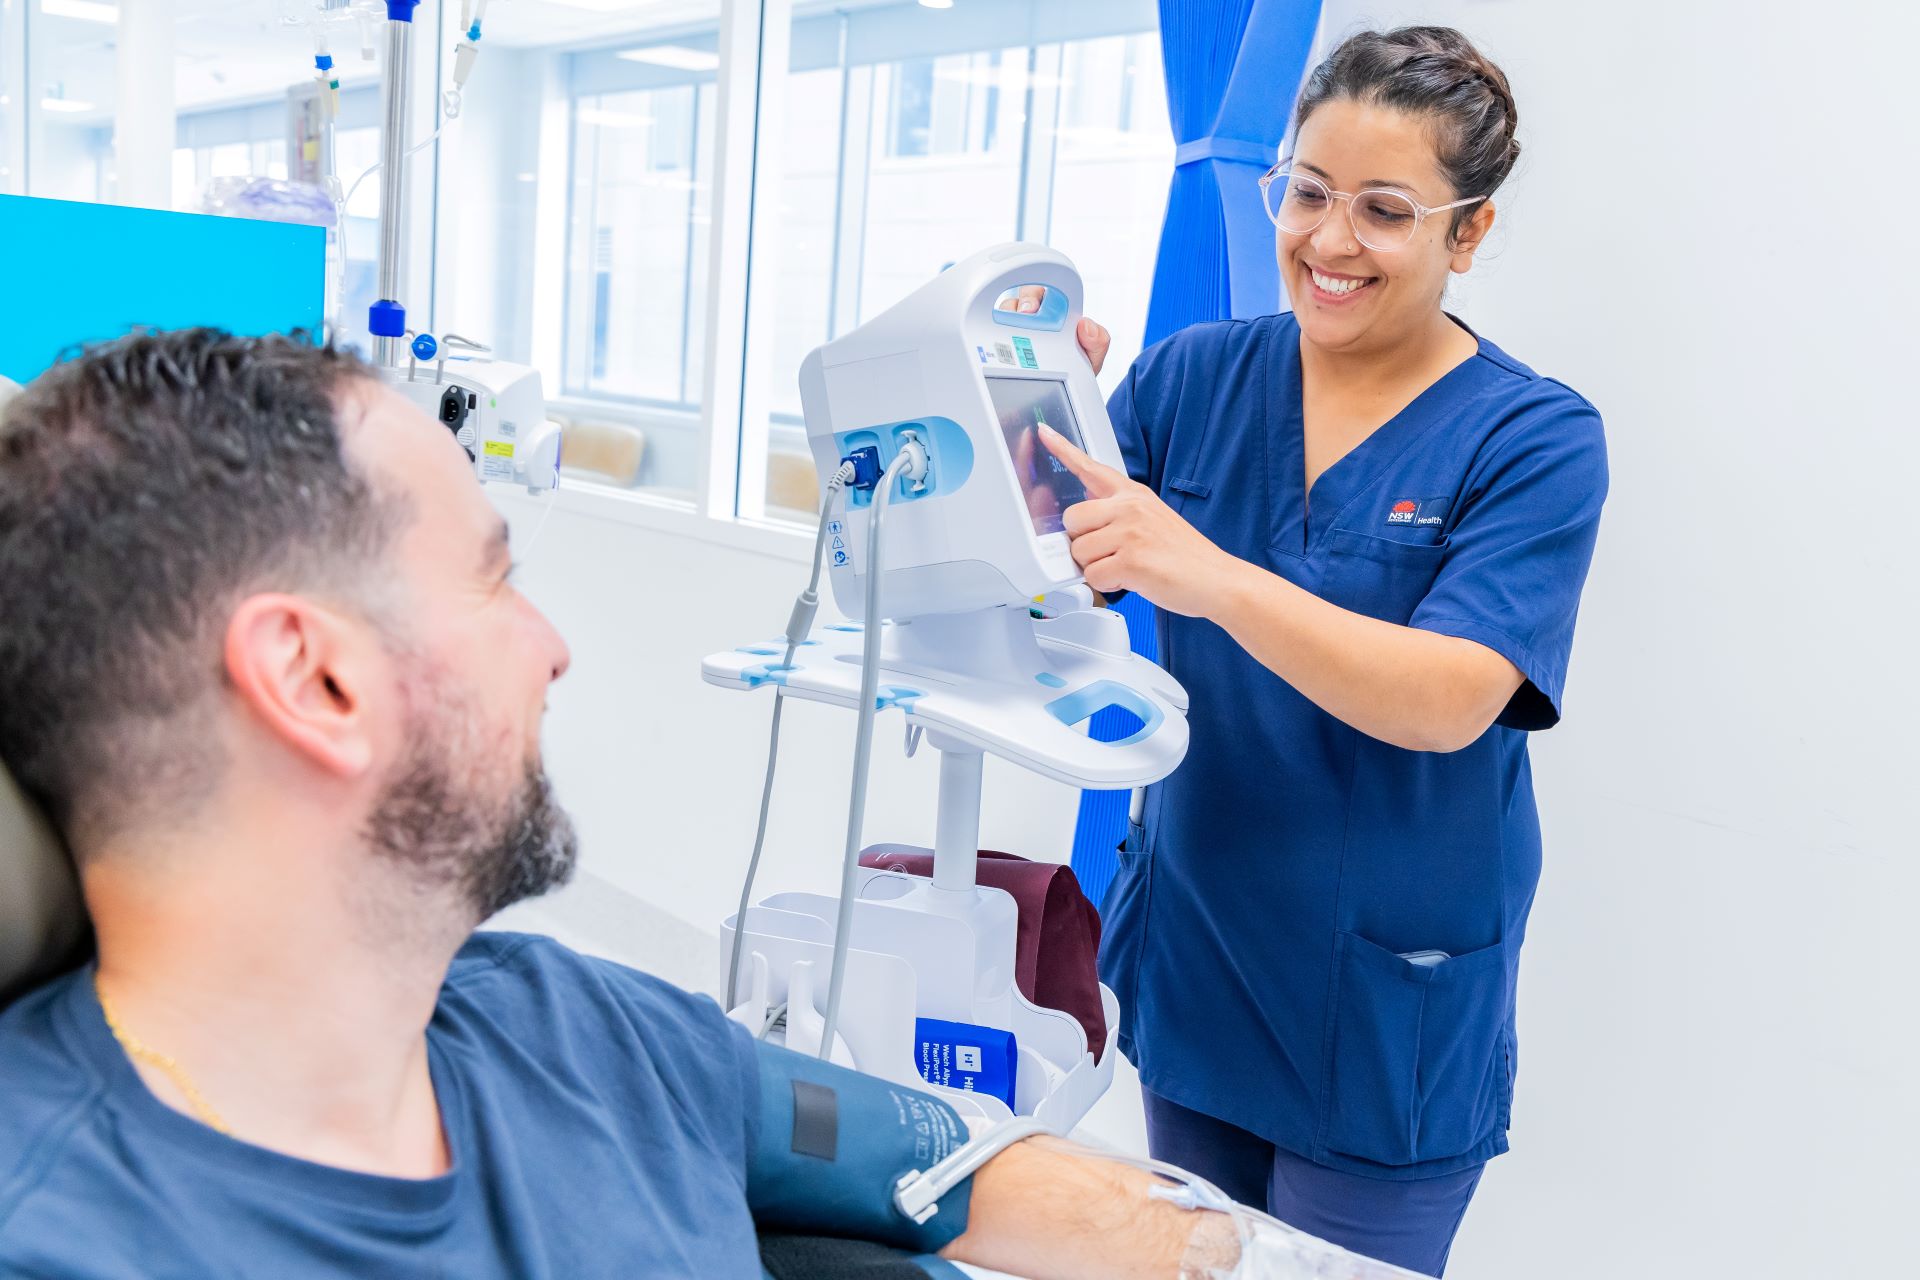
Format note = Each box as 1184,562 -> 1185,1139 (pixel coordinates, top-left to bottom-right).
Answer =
0,331 -> 1230,1278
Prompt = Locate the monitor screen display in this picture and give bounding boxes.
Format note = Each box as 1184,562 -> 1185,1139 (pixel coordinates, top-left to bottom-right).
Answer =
986,374 -> 1089,537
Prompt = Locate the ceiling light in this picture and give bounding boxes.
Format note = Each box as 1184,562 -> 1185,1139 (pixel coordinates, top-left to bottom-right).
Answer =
919,0 -> 955,9
40,97 -> 97,113
40,0 -> 119,23
616,46 -> 719,72
539,0 -> 650,11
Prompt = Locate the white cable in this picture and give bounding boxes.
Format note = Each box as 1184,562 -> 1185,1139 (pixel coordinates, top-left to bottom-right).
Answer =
818,450 -> 916,1058
1052,1140 -> 1255,1264
519,487 -> 560,557
726,464 -> 857,1010
893,1117 -> 1052,1225
341,122 -> 446,213
334,123 -> 446,298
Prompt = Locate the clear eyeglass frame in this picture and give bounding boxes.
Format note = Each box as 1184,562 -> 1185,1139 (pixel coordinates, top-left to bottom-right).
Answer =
1257,164 -> 1488,252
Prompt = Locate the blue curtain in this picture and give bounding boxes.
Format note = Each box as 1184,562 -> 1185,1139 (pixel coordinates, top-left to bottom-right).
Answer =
1069,0 -> 1322,904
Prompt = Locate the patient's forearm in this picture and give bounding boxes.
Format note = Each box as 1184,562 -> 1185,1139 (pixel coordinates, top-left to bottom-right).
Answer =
941,1137 -> 1236,1279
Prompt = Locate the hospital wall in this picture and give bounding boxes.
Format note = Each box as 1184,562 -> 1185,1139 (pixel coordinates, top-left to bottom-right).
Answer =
496,1 -> 1918,1276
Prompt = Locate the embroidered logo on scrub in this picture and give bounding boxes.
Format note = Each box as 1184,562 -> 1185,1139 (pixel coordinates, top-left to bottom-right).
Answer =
1386,497 -> 1451,529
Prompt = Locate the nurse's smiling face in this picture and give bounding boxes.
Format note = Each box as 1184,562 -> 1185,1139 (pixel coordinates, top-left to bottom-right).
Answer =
1279,99 -> 1495,357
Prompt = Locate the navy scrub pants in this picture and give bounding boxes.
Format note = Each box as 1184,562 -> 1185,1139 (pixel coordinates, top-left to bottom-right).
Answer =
1142,1088 -> 1484,1277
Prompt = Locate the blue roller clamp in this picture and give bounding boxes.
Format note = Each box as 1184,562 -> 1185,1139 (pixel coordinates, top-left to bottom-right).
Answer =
368,299 -> 406,338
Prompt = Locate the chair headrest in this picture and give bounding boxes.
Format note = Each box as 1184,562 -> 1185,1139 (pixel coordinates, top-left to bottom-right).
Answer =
0,762 -> 88,1006
0,376 -> 92,1006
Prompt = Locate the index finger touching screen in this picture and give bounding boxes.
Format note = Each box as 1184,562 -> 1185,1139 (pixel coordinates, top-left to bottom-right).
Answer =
987,375 -> 1089,537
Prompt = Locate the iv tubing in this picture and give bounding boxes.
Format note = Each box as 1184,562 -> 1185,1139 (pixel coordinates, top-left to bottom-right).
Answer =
1052,1139 -> 1254,1266
819,451 -> 915,1058
726,463 -> 856,1009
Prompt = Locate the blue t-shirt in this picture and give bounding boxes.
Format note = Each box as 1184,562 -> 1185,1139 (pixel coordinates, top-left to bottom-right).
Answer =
1098,313 -> 1607,1180
0,933 -> 767,1278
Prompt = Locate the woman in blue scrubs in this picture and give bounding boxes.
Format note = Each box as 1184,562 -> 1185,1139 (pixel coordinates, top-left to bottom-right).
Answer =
1047,27 -> 1607,1277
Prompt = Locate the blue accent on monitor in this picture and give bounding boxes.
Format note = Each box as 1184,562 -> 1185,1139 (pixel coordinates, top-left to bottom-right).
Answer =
831,416 -> 975,509
990,286 -> 1070,333
0,195 -> 326,385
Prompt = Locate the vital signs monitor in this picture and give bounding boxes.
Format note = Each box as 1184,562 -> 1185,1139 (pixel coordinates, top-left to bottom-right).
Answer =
798,242 -> 1129,621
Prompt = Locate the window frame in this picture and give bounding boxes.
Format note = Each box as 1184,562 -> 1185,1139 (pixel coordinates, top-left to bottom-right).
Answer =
0,0 -> 1167,557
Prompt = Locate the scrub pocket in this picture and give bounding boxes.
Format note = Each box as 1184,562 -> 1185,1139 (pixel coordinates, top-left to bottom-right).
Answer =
1320,932 -> 1510,1168
1318,528 -> 1449,626
1095,819 -> 1153,1026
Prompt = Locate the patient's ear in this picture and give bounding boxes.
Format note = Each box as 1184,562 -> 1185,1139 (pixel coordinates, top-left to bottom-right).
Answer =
222,595 -> 380,779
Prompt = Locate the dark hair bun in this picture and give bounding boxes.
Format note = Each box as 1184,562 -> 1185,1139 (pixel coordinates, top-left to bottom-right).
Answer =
1294,26 -> 1520,241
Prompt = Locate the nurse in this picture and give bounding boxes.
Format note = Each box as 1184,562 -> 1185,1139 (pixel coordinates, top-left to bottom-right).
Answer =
1044,26 -> 1608,1277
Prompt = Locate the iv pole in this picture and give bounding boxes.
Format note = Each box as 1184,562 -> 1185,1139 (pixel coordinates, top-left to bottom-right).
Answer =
368,0 -> 420,368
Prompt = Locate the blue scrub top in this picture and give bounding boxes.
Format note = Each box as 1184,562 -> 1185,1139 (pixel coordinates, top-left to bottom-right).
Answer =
1099,312 -> 1607,1181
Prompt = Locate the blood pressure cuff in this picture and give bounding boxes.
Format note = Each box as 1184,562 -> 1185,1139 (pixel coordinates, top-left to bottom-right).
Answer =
749,1041 -> 975,1255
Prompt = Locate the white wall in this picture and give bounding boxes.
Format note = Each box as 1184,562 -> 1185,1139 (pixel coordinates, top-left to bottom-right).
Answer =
1303,1 -> 1919,1275
497,0 -> 1917,1273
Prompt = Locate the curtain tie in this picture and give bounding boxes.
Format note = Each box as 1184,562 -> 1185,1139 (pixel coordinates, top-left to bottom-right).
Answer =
1173,136 -> 1275,168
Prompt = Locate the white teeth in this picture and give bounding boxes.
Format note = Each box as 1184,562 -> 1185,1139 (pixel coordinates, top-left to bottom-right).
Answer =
1311,269 -> 1370,296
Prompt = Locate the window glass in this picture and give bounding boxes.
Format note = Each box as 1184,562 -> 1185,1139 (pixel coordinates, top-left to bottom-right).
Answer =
0,15 -> 18,194
464,8 -> 724,504
26,2 -> 116,203
1042,31 -> 1173,397
563,83 -> 712,406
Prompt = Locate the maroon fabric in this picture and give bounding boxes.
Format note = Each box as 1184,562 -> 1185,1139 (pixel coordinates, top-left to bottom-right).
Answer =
859,845 -> 1107,1062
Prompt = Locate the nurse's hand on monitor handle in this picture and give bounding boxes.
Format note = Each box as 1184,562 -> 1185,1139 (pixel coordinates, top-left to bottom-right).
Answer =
1038,424 -> 1238,619
988,288 -> 1108,372
1076,316 -> 1110,374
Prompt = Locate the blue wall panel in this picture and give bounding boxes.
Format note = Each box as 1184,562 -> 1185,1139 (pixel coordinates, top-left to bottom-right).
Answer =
0,195 -> 325,385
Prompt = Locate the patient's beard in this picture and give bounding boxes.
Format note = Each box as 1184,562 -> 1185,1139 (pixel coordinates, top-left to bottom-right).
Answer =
363,677 -> 579,928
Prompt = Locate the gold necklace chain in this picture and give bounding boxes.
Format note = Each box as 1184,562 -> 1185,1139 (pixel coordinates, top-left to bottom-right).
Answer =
94,973 -> 232,1136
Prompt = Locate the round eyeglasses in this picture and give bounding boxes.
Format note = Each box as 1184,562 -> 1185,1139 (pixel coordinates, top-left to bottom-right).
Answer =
1258,165 -> 1487,252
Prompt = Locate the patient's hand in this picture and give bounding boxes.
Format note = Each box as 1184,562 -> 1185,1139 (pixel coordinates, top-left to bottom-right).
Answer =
941,1136 -> 1235,1279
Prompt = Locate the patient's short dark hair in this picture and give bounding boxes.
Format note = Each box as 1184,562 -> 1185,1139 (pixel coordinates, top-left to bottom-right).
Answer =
0,329 -> 399,850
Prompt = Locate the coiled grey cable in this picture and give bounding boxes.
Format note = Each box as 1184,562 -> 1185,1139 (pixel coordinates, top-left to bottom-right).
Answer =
726,463 -> 856,1011
819,450 -> 916,1058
